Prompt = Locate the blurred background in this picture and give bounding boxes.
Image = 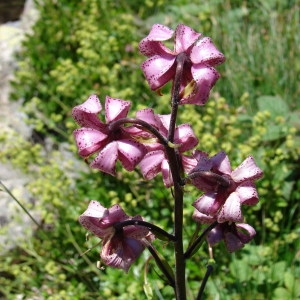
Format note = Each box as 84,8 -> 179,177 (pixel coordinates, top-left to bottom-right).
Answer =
0,0 -> 299,299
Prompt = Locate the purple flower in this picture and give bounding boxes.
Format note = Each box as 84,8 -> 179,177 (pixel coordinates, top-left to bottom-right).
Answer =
139,24 -> 225,105
79,200 -> 150,272
191,151 -> 263,222
72,95 -> 147,176
192,210 -> 256,252
134,108 -> 198,187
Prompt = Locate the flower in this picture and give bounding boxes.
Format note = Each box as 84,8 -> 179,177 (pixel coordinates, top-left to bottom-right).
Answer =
134,109 -> 198,187
191,151 -> 263,222
139,24 -> 225,105
192,210 -> 256,252
72,94 -> 147,176
79,200 -> 151,272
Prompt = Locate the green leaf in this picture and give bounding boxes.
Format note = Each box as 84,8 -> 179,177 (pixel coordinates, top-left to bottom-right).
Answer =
269,261 -> 286,283
257,95 -> 289,117
284,271 -> 295,293
273,287 -> 291,299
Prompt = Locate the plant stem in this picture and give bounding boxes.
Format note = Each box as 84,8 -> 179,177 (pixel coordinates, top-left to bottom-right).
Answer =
166,53 -> 188,300
196,263 -> 214,300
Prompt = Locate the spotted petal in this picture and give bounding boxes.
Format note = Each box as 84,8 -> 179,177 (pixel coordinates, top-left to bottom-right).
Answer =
217,192 -> 243,223
72,94 -> 104,129
190,37 -> 225,65
139,150 -> 165,180
231,156 -> 263,183
73,128 -> 108,157
174,24 -> 202,53
105,96 -> 131,123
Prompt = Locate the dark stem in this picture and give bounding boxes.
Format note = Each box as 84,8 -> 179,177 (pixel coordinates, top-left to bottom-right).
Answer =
114,219 -> 176,242
109,117 -> 169,147
196,263 -> 214,300
167,52 -> 188,142
165,52 -> 188,300
184,221 -> 218,259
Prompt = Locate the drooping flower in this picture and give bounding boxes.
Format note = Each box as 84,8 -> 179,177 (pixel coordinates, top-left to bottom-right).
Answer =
79,200 -> 151,272
192,210 -> 256,252
134,109 -> 198,187
72,95 -> 147,176
191,151 -> 263,222
139,24 -> 225,105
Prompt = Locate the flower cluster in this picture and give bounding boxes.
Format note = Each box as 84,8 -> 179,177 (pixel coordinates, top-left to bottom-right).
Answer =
73,23 -> 263,277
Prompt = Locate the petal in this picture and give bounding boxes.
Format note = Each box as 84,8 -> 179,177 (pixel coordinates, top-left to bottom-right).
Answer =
105,96 -> 131,123
236,181 -> 259,205
72,94 -> 104,129
139,24 -> 174,56
136,108 -> 160,128
217,192 -> 243,223
174,24 -> 202,53
161,159 -> 173,187
91,142 -> 119,176
181,66 -> 220,105
117,139 -> 147,171
207,224 -> 224,245
141,55 -> 176,90
231,156 -> 263,183
193,192 -> 217,215
78,200 -> 111,238
124,216 -> 149,239
103,204 -> 129,224
101,235 -> 145,272
139,150 -> 164,180
236,223 -> 256,243
181,154 -> 198,174
210,151 -> 231,175
224,231 -> 244,252
73,128 -> 108,157
190,37 -> 225,66
192,209 -> 216,224
174,124 -> 198,152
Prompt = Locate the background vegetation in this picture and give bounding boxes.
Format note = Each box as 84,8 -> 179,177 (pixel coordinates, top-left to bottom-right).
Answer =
1,0 -> 299,299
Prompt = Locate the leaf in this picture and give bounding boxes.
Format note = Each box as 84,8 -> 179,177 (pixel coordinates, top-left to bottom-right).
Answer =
273,287 -> 291,299
284,271 -> 295,293
256,95 -> 289,117
269,261 -> 286,283
143,282 -> 153,300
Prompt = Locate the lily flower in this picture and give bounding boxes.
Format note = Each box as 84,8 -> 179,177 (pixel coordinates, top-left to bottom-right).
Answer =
139,23 -> 225,105
72,95 -> 147,176
192,210 -> 256,252
79,200 -> 150,272
191,151 -> 263,222
135,110 -> 198,187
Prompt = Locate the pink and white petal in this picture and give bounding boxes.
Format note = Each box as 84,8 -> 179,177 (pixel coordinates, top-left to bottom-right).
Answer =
90,142 -> 119,176
72,94 -> 104,129
181,65 -> 220,105
139,24 -> 174,56
136,108 -> 160,128
161,159 -> 173,187
139,150 -> 165,180
231,156 -> 263,183
73,128 -> 108,157
192,209 -> 216,224
210,151 -> 231,175
105,96 -> 131,123
174,24 -> 202,53
190,37 -> 225,66
236,223 -> 256,243
193,192 -> 217,216
141,55 -> 176,90
174,124 -> 198,152
236,181 -> 259,205
181,154 -> 198,174
217,192 -> 243,223
156,114 -> 171,136
79,201 -> 111,238
117,139 -> 147,171
224,231 -> 244,252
